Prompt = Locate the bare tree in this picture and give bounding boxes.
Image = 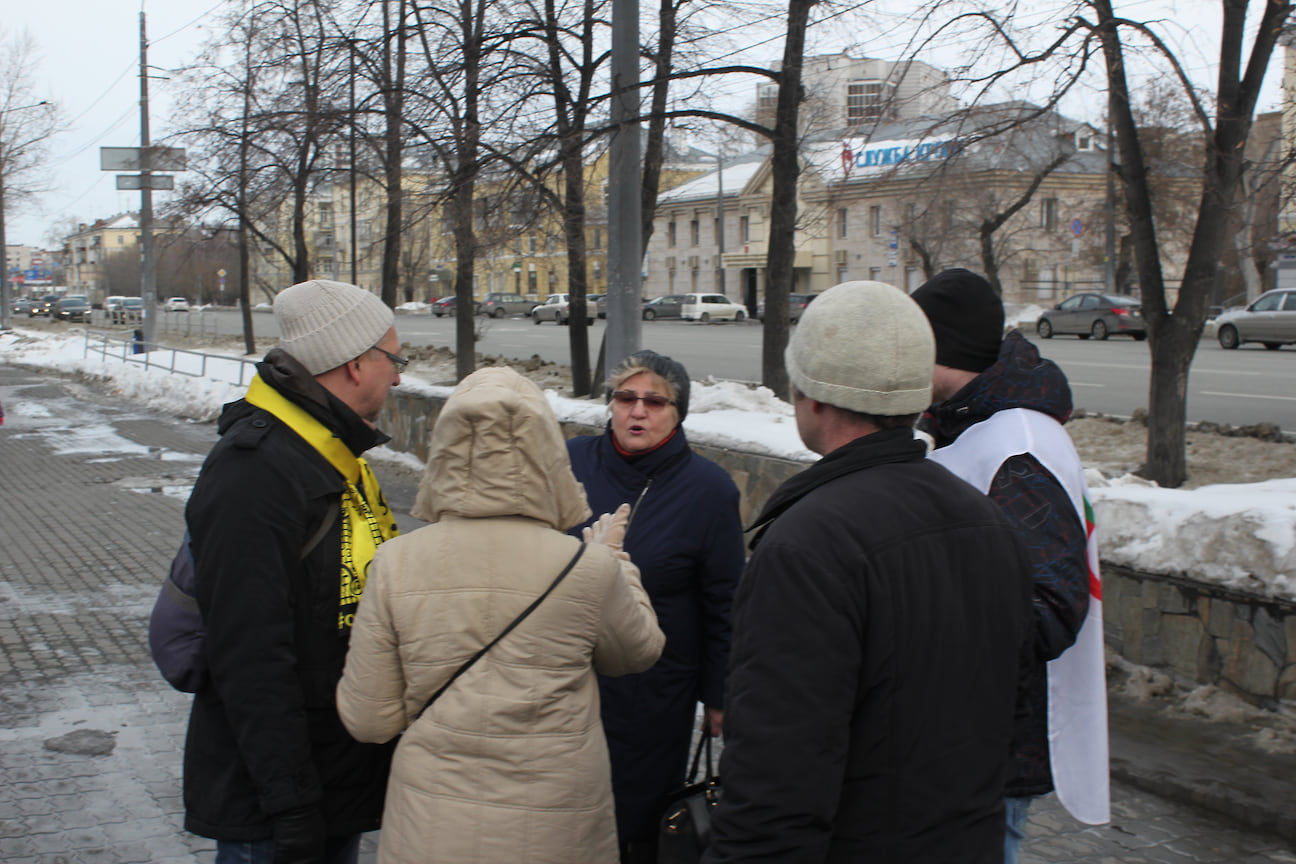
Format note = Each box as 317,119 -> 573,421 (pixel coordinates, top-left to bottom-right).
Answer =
0,31 -> 59,329
1086,0 -> 1292,486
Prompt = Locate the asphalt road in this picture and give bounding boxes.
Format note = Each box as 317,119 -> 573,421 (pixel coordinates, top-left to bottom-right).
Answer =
161,309 -> 1296,428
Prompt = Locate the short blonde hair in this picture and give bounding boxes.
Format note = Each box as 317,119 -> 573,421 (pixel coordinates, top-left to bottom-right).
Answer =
608,365 -> 676,404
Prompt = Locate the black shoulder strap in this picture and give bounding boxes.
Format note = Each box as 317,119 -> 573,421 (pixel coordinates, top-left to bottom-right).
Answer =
413,542 -> 587,723
301,500 -> 340,560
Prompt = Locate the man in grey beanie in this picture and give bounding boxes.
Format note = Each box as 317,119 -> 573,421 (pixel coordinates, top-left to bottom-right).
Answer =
182,280 -> 404,862
705,281 -> 1033,864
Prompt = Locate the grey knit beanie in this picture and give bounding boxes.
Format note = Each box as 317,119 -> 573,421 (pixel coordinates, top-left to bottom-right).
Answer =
785,281 -> 934,415
606,349 -> 691,421
275,280 -> 395,375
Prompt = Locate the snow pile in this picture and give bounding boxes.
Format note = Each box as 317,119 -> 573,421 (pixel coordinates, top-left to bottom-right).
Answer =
1089,472 -> 1296,600
4,324 -> 1295,600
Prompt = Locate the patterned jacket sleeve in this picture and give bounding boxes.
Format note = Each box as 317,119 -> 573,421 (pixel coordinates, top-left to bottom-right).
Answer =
988,453 -> 1089,661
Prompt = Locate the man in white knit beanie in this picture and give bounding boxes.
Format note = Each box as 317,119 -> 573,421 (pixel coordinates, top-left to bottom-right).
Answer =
706,281 -> 1033,863
181,279 -> 403,861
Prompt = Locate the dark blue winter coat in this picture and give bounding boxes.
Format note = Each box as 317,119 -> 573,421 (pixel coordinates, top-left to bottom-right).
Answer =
567,425 -> 745,843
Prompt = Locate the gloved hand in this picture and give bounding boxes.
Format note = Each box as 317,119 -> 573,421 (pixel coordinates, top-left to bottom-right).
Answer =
582,503 -> 631,553
272,804 -> 327,864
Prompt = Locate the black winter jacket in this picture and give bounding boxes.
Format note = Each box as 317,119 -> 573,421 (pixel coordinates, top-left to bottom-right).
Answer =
567,426 -> 745,842
919,331 -> 1090,796
704,428 -> 1032,863
182,351 -> 395,841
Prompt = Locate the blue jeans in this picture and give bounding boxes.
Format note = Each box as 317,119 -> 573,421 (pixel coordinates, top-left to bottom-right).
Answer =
1003,796 -> 1033,864
215,834 -> 360,864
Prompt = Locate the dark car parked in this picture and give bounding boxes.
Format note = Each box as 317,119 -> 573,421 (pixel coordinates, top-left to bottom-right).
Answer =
52,295 -> 92,322
1036,293 -> 1146,341
431,296 -> 458,317
641,295 -> 687,320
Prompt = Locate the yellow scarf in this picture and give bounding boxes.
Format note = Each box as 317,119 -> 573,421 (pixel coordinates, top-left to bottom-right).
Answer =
246,376 -> 400,631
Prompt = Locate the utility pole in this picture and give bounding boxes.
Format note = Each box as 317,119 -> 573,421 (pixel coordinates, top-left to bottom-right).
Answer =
715,147 -> 726,296
605,0 -> 642,375
139,11 -> 158,346
1104,91 -> 1117,294
349,39 -> 358,285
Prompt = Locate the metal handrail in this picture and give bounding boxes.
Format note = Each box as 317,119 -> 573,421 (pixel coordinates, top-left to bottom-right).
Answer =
83,330 -> 259,387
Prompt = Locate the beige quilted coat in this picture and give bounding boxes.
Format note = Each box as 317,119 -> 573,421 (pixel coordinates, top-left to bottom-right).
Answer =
337,367 -> 665,864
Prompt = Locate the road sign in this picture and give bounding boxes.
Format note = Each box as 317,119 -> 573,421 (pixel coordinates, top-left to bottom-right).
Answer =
116,174 -> 175,190
100,146 -> 188,172
1071,218 -> 1084,237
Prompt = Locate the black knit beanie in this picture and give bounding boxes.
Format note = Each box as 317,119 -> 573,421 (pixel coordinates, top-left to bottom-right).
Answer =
606,349 -> 690,421
909,268 -> 1004,373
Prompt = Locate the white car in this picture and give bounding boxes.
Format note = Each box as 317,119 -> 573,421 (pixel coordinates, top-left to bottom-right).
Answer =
531,293 -> 594,325
680,293 -> 748,322
163,297 -> 191,312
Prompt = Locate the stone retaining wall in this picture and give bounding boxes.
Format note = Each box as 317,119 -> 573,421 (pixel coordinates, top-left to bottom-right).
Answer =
381,388 -> 1296,707
1102,565 -> 1296,706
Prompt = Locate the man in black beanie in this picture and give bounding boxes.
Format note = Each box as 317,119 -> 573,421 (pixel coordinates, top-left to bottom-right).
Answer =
911,269 -> 1110,862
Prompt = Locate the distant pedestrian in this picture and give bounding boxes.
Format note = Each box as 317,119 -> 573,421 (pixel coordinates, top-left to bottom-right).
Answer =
704,281 -> 1033,863
912,268 -> 1110,862
565,349 -> 745,863
183,279 -> 404,863
337,366 -> 664,864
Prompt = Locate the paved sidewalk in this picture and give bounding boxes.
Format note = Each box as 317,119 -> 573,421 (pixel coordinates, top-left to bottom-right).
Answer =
1,362 -> 1293,863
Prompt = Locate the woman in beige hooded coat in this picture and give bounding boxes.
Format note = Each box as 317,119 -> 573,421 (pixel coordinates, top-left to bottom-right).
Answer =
337,367 -> 664,864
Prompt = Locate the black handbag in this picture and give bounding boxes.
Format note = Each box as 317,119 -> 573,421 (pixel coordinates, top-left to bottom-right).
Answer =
657,731 -> 722,864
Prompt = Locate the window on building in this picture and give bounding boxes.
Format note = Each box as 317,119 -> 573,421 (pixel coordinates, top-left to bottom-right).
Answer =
528,266 -> 537,294
593,228 -> 603,250
529,235 -> 538,253
869,266 -> 882,282
758,83 -> 779,114
847,81 -> 886,124
690,219 -> 699,246
668,221 -> 677,248
1076,129 -> 1094,151
837,267 -> 849,283
1041,198 -> 1058,233
870,205 -> 883,237
838,208 -> 848,238
318,202 -> 333,228
739,216 -> 750,243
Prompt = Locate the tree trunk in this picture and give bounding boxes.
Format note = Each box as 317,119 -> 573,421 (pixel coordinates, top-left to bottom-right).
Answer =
563,145 -> 593,396
380,0 -> 407,309
761,0 -> 816,401
1143,324 -> 1194,485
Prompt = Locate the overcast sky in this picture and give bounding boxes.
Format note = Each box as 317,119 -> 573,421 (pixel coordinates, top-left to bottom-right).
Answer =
4,0 -> 1286,250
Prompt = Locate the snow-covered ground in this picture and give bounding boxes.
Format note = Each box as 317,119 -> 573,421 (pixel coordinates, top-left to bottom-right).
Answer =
3,325 -> 1294,601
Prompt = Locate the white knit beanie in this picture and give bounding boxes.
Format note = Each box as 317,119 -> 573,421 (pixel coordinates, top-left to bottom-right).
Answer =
275,280 -> 395,375
785,281 -> 934,415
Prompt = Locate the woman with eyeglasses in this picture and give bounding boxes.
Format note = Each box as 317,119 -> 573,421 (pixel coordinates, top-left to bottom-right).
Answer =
566,349 -> 745,864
